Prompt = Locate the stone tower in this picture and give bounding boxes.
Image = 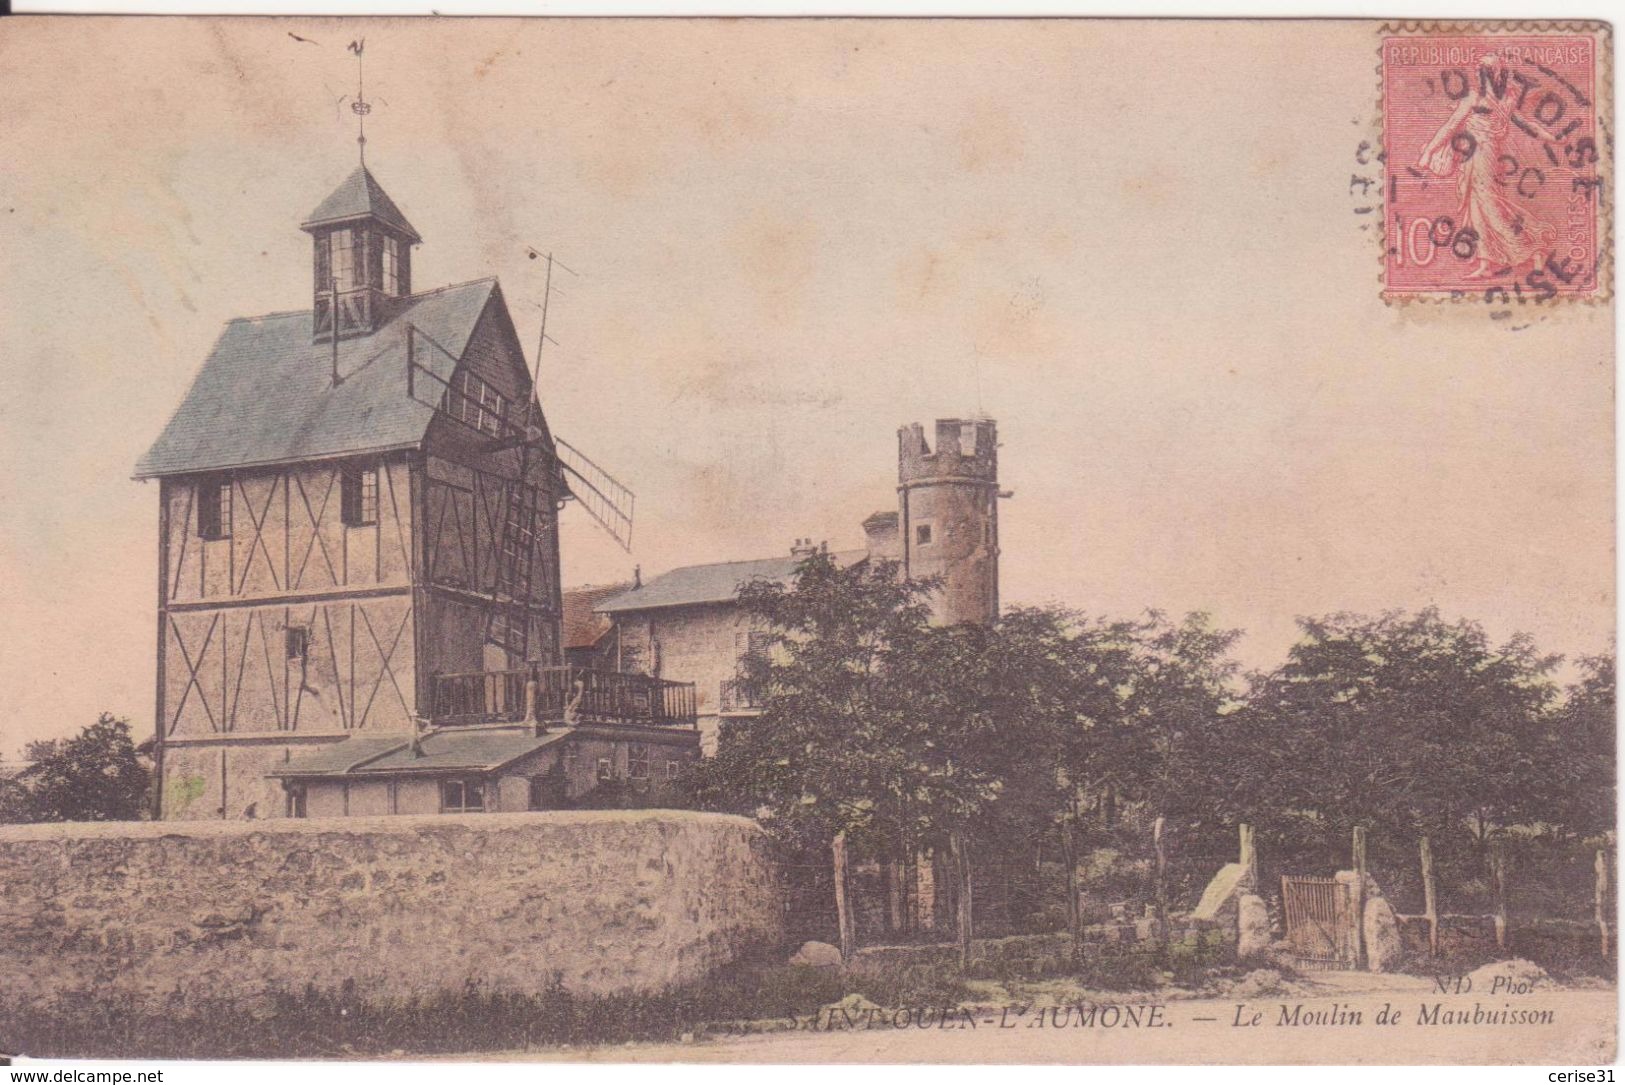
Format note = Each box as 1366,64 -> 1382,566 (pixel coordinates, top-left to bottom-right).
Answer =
897,418 -> 1001,626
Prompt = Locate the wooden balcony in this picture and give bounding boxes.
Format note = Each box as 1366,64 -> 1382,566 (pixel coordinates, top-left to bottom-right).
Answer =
431,667 -> 698,729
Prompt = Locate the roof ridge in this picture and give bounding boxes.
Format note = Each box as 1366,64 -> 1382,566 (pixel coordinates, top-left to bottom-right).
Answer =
220,278 -> 498,327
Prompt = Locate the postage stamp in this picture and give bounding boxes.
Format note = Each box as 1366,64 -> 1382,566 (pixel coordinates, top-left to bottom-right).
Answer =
1381,25 -> 1609,301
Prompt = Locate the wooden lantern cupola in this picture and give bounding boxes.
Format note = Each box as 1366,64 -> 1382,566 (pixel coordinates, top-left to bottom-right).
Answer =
301,165 -> 422,341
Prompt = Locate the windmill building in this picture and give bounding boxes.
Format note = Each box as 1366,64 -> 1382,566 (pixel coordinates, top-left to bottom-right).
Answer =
135,164 -> 699,820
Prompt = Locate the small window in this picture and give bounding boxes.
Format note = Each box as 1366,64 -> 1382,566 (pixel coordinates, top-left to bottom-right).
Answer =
915,523 -> 933,546
285,626 -> 309,660
563,744 -> 579,774
341,464 -> 379,526
382,235 -> 404,297
596,757 -> 614,782
447,371 -> 508,437
330,228 -> 358,292
287,784 -> 307,819
628,743 -> 650,781
441,778 -> 486,813
666,760 -> 681,781
197,479 -> 232,540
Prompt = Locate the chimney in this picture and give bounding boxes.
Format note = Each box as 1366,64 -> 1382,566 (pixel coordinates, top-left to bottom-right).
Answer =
862,511 -> 900,562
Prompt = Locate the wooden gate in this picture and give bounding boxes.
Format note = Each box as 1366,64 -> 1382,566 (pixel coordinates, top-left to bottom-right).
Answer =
1280,875 -> 1357,970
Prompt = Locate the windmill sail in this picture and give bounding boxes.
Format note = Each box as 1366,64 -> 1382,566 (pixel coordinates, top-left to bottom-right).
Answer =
405,322 -> 636,553
554,437 -> 635,552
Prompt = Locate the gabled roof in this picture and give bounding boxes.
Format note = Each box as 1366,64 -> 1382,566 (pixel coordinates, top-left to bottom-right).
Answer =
134,278 -> 500,479
595,550 -> 867,614
269,728 -> 566,778
562,582 -> 633,650
301,165 -> 422,242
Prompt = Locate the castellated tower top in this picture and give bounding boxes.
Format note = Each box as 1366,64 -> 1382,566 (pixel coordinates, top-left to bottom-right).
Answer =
896,417 -> 1000,627
899,418 -> 998,484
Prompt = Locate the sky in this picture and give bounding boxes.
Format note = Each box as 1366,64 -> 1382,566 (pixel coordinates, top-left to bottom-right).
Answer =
0,17 -> 1613,757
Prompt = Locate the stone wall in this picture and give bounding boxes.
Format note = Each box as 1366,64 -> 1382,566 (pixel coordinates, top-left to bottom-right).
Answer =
0,810 -> 782,1011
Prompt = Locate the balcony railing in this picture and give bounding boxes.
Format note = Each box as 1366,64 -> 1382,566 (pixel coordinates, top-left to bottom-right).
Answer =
431,667 -> 698,729
719,676 -> 766,714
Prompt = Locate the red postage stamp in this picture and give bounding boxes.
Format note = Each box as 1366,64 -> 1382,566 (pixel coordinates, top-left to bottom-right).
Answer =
1382,26 -> 1608,300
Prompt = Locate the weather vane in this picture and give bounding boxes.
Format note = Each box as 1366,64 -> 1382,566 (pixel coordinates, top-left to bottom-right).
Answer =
348,39 -> 371,165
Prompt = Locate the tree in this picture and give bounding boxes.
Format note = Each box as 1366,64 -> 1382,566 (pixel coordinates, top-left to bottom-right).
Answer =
684,551 -> 1013,960
1543,652 -> 1615,838
0,714 -> 152,823
1225,608 -> 1561,865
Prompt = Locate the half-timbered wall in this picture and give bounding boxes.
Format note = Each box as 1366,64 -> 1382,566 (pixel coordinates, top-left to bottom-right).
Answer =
162,596 -> 416,738
417,295 -> 565,671
163,459 -> 415,604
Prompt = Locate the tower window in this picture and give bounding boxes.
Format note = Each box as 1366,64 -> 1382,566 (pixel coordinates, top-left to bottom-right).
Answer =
341,464 -> 379,526
329,228 -> 358,292
285,626 -> 309,661
382,235 -> 404,297
915,523 -> 933,546
960,422 -> 979,455
197,479 -> 231,540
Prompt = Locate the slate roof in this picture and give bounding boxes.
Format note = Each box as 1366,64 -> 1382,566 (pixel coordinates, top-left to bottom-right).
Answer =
562,582 -> 633,649
301,165 -> 422,242
269,728 -> 565,778
134,278 -> 499,479
595,550 -> 868,614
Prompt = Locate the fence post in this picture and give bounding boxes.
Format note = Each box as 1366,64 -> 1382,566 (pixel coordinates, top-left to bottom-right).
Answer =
1489,840 -> 1509,952
1153,816 -> 1168,941
949,831 -> 974,970
1061,814 -> 1082,952
1239,823 -> 1258,891
1352,826 -> 1368,970
1595,849 -> 1610,959
1420,836 -> 1439,958
832,831 -> 855,963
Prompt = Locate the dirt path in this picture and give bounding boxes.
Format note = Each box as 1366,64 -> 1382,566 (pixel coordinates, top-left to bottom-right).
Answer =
489,977 -> 1617,1065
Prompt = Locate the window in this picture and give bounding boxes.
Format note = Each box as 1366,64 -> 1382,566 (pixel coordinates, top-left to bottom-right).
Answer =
441,778 -> 486,813
287,785 -> 307,818
341,464 -> 379,526
563,744 -> 579,775
628,743 -> 650,781
197,479 -> 231,540
446,370 -> 508,437
596,757 -> 614,783
330,228 -> 358,291
734,630 -> 771,664
382,235 -> 404,296
285,626 -> 308,661
666,760 -> 681,781
960,422 -> 979,455
915,523 -> 933,546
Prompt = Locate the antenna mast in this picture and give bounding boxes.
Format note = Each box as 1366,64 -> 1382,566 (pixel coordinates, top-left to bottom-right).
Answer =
524,247 -> 579,391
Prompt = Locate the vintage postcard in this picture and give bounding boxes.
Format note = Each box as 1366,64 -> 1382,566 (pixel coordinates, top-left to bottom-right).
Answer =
0,15 -> 1614,1069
